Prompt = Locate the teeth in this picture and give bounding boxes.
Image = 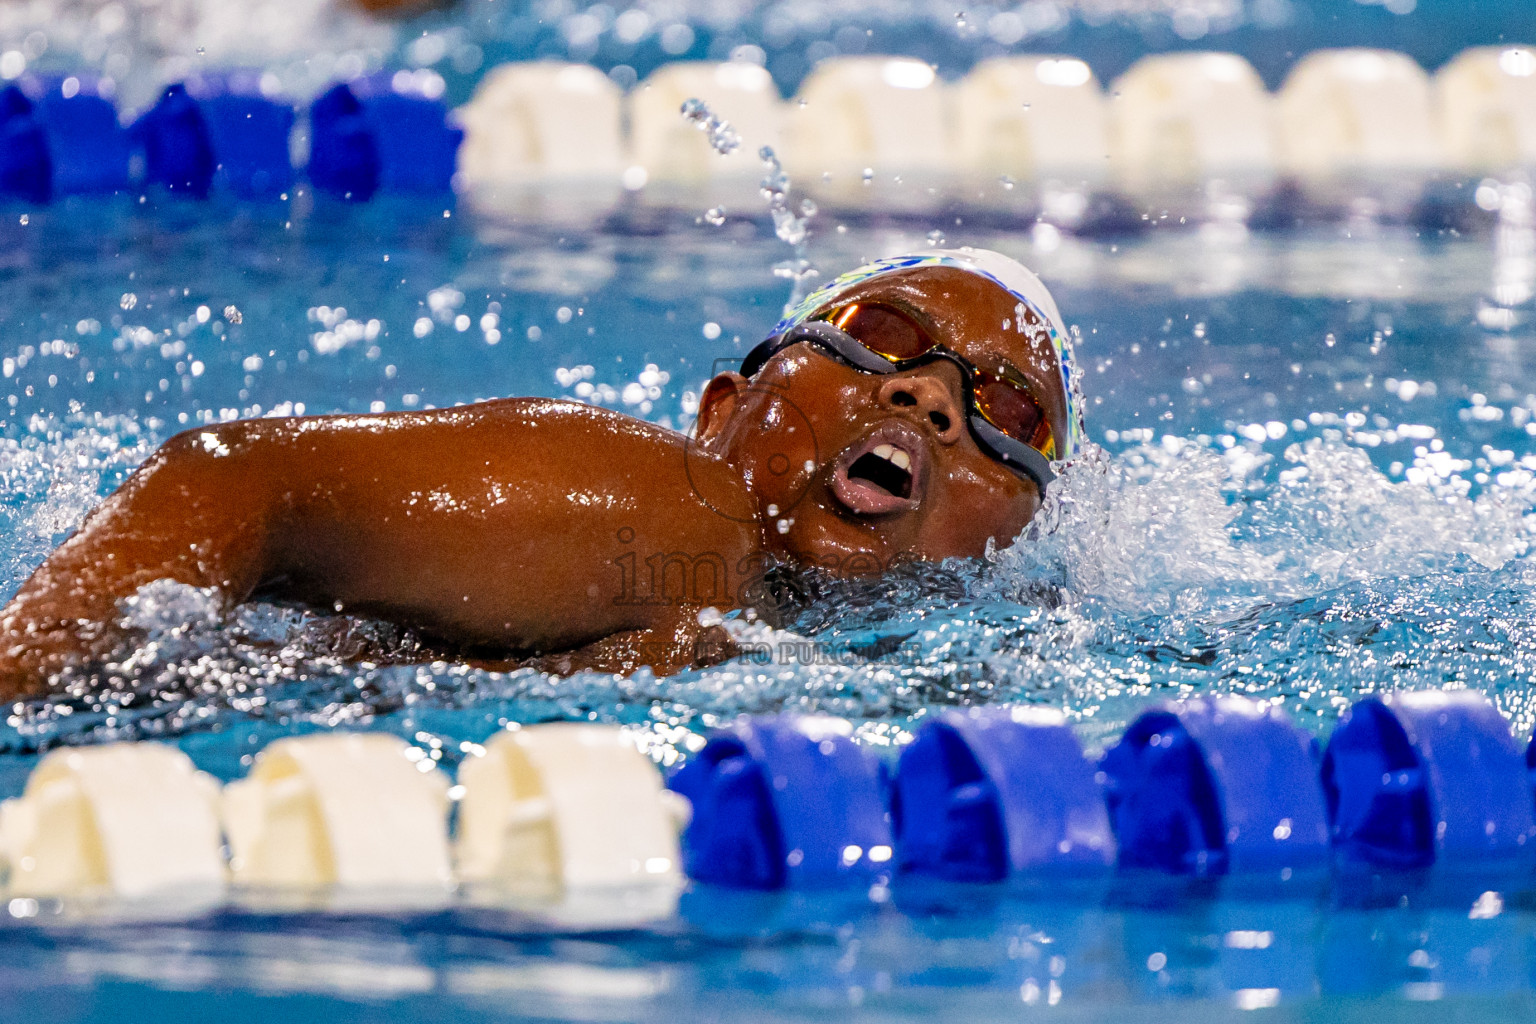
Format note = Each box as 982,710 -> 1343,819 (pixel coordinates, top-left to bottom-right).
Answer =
867,443 -> 913,473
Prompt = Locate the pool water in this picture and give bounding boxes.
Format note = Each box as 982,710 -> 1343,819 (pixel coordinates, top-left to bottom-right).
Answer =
0,192 -> 1534,1018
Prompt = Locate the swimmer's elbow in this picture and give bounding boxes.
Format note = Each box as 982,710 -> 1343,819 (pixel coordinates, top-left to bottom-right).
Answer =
138,422 -> 287,502
115,422 -> 282,541
158,421 -> 262,466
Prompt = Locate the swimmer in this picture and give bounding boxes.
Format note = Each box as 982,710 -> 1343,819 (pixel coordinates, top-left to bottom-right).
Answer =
0,249 -> 1082,698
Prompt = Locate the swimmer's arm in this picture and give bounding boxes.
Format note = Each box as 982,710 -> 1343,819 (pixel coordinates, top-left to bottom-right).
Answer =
0,426 -> 278,695
0,400 -> 764,696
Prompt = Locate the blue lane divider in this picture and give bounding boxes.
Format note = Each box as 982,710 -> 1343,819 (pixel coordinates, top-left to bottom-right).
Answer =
668,716 -> 893,890
309,74 -> 461,201
1100,697 -> 1330,876
675,693 -> 1534,892
1529,730 -> 1536,804
0,75 -> 129,202
1321,690 -> 1536,870
892,707 -> 1113,882
134,72 -> 294,200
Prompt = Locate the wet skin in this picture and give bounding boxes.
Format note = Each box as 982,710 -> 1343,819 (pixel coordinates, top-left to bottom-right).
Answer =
0,266 -> 1069,698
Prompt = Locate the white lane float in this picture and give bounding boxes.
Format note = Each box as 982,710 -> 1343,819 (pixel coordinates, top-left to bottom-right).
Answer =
455,61 -> 626,221
0,743 -> 224,904
222,732 -> 453,907
1107,52 -> 1276,196
629,60 -> 784,207
457,724 -> 689,891
782,56 -> 952,209
1434,45 -> 1536,175
1276,48 -> 1441,193
953,56 -> 1110,215
456,724 -> 690,926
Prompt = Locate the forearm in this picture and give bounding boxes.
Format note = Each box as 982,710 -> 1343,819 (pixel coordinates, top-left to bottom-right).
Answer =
0,429 -> 277,694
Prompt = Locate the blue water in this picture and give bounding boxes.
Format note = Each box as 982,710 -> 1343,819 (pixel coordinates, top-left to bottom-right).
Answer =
0,196 -> 1534,1018
0,0 -> 1535,1018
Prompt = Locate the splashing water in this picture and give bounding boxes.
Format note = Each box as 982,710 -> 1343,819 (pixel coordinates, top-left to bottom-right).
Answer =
8,415 -> 1536,763
0,413 -> 156,593
759,145 -> 818,310
677,97 -> 817,305
679,97 -> 741,157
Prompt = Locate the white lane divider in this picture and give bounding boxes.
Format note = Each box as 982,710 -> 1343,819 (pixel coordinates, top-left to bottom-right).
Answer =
222,732 -> 453,899
455,61 -> 628,223
1434,46 -> 1536,175
1107,52 -> 1276,193
457,61 -> 626,185
456,723 -> 689,893
0,743 -> 224,900
1276,48 -> 1442,183
781,55 -> 953,208
0,726 -> 689,917
954,55 -> 1111,195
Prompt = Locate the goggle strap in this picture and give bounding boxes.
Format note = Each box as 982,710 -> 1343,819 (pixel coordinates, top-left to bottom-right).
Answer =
743,321 -> 899,378
970,416 -> 1057,492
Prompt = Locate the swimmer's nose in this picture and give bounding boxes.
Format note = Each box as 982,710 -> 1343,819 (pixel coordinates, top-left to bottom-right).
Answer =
877,375 -> 964,444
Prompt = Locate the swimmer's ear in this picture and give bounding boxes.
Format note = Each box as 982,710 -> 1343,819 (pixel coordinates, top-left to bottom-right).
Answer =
694,371 -> 748,444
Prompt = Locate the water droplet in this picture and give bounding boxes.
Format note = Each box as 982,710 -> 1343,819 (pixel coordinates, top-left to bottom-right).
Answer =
679,97 -> 740,155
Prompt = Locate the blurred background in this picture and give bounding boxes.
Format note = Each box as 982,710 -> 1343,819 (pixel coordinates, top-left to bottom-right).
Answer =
0,0 -> 1526,108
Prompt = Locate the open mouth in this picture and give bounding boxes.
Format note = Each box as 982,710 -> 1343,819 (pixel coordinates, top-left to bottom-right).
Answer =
829,424 -> 927,516
847,445 -> 914,499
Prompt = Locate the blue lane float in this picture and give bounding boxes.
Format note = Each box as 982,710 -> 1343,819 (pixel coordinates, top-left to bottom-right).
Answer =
1100,697 -> 1330,877
892,706 -> 1114,882
1529,730 -> 1536,800
0,75 -> 129,202
308,74 -> 462,201
668,715 -> 893,890
1321,690 -> 1536,870
134,72 -> 294,200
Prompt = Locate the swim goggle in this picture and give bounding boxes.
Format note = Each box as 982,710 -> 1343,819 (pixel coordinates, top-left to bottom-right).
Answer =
740,302 -> 1058,492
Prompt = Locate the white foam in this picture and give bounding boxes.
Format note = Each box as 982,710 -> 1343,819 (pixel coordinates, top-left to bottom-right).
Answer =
996,436 -> 1536,622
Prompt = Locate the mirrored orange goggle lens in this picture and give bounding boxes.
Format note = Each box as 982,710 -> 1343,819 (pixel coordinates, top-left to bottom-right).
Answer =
976,377 -> 1055,458
829,304 -> 935,361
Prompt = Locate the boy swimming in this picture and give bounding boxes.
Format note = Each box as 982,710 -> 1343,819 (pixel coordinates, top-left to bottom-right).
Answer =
0,248 -> 1082,698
